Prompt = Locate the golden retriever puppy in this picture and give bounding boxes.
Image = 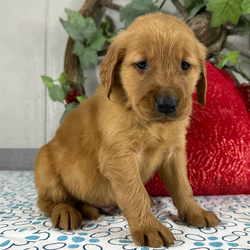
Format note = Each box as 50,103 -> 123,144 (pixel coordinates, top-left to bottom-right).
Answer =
35,13 -> 219,247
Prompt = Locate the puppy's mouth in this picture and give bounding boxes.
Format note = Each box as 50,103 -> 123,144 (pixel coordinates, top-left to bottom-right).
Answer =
149,111 -> 187,122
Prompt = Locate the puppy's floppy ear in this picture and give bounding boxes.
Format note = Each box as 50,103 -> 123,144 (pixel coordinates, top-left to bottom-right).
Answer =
196,44 -> 207,107
99,33 -> 126,99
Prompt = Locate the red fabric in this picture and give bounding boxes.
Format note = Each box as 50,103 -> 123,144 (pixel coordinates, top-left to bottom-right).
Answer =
145,62 -> 250,196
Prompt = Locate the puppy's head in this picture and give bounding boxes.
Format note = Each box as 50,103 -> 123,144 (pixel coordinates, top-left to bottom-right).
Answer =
99,13 -> 207,122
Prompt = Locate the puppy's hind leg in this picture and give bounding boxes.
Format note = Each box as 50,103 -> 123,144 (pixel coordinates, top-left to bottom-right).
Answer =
51,201 -> 82,230
77,203 -> 100,221
34,145 -> 82,230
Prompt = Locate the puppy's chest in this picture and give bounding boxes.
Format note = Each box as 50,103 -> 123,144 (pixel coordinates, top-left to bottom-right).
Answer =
132,127 -> 181,183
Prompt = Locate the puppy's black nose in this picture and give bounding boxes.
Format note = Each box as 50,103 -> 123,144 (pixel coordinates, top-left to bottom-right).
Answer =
155,96 -> 179,114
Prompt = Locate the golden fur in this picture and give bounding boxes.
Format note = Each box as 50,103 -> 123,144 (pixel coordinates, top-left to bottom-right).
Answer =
35,13 -> 219,247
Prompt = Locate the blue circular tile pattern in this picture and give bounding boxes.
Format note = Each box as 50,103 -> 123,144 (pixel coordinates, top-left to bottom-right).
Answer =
0,172 -> 250,249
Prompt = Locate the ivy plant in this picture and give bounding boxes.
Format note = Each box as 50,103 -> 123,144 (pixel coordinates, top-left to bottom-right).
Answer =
60,9 -> 116,71
216,51 -> 250,82
216,51 -> 240,70
120,0 -> 159,28
185,0 -> 250,26
206,0 -> 243,27
41,9 -> 118,122
184,0 -> 250,78
185,0 -> 209,21
41,71 -> 68,104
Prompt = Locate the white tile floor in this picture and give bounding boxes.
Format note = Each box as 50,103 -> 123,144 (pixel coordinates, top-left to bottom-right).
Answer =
0,171 -> 250,249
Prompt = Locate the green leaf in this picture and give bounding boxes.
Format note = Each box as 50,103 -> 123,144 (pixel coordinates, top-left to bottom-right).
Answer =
187,3 -> 206,20
73,41 -> 85,56
216,50 -> 239,69
60,102 -> 78,123
48,85 -> 65,103
87,29 -> 106,50
101,15 -> 110,34
65,8 -> 85,26
73,41 -> 98,71
88,49 -> 98,65
79,47 -> 98,71
184,0 -> 204,12
76,96 -> 87,103
41,75 -> 54,88
61,83 -> 71,95
131,0 -> 156,11
58,71 -> 67,84
101,15 -> 110,35
82,17 -> 97,39
120,6 -> 129,22
206,0 -> 242,27
224,50 -> 239,63
60,19 -> 85,42
120,0 -> 158,28
65,9 -> 97,39
216,61 -> 224,69
101,16 -> 119,42
242,0 -> 250,14
60,14 -> 96,42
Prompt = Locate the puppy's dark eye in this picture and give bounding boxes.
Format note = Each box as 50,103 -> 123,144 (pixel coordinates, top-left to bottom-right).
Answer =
181,61 -> 190,71
136,61 -> 148,70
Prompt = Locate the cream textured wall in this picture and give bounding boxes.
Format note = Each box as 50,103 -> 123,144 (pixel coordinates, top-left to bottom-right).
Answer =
0,0 -> 248,148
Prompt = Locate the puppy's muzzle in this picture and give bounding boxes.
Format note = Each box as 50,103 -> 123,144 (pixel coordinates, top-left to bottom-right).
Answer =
155,96 -> 179,114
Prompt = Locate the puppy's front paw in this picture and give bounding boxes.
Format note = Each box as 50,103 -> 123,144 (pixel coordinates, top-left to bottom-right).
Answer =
179,205 -> 219,228
51,202 -> 82,230
131,217 -> 174,247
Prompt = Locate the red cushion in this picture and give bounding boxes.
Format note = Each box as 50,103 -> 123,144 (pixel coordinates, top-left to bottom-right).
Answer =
145,62 -> 250,196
